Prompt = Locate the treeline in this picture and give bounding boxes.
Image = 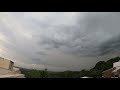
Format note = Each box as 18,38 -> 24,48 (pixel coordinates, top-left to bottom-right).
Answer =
20,68 -> 48,78
20,57 -> 120,78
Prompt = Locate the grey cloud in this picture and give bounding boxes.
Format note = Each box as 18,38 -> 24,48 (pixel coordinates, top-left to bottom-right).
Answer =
36,51 -> 47,56
30,58 -> 45,64
98,34 -> 120,56
36,12 -> 120,57
1,12 -> 120,71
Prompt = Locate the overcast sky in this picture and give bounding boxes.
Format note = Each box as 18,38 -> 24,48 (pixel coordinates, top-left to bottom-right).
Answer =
0,12 -> 120,71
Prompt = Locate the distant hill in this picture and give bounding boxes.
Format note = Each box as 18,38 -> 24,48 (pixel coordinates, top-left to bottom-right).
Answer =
87,57 -> 120,77
20,57 -> 120,78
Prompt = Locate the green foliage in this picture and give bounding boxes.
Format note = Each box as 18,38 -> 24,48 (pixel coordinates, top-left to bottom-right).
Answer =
88,57 -> 120,77
106,57 -> 120,69
78,69 -> 89,77
63,71 -> 74,78
40,68 -> 48,78
21,68 -> 48,78
93,61 -> 107,71
20,57 -> 120,78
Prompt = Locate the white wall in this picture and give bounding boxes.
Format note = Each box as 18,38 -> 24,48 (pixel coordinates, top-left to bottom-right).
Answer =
0,57 -> 14,70
113,61 -> 120,67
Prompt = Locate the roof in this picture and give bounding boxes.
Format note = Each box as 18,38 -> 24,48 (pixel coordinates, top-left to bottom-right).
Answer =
0,74 -> 25,78
112,66 -> 120,73
102,67 -> 116,73
0,68 -> 13,75
0,68 -> 25,78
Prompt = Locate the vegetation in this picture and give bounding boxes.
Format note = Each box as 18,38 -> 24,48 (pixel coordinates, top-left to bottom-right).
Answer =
88,57 -> 120,77
20,57 -> 120,78
20,68 -> 48,78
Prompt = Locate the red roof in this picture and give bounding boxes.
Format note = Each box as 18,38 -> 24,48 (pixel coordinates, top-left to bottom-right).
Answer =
102,67 -> 116,73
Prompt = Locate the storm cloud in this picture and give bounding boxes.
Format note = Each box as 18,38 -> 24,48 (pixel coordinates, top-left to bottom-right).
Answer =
0,12 -> 120,71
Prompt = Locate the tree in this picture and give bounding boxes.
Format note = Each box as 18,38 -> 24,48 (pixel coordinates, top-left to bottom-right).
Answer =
79,69 -> 89,77
40,68 -> 48,78
93,61 -> 107,71
63,71 -> 74,78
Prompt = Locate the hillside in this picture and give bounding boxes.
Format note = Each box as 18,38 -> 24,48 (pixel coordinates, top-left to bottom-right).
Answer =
20,57 -> 120,78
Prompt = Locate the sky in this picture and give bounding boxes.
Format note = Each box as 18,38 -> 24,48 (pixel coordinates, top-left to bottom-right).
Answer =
0,12 -> 120,71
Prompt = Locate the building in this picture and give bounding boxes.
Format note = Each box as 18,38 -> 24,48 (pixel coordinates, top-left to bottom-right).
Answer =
113,61 -> 120,67
0,57 -> 25,78
0,57 -> 14,70
102,67 -> 116,78
102,60 -> 120,78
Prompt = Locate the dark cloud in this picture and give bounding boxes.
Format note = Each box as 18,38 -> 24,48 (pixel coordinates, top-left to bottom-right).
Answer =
36,12 -> 120,57
99,35 -> 120,56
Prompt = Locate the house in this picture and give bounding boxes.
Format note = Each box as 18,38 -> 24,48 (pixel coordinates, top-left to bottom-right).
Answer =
102,60 -> 120,78
102,67 -> 116,78
0,57 -> 14,70
0,57 -> 25,78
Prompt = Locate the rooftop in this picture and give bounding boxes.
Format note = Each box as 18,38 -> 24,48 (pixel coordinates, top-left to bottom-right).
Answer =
0,68 -> 25,78
0,74 -> 25,78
